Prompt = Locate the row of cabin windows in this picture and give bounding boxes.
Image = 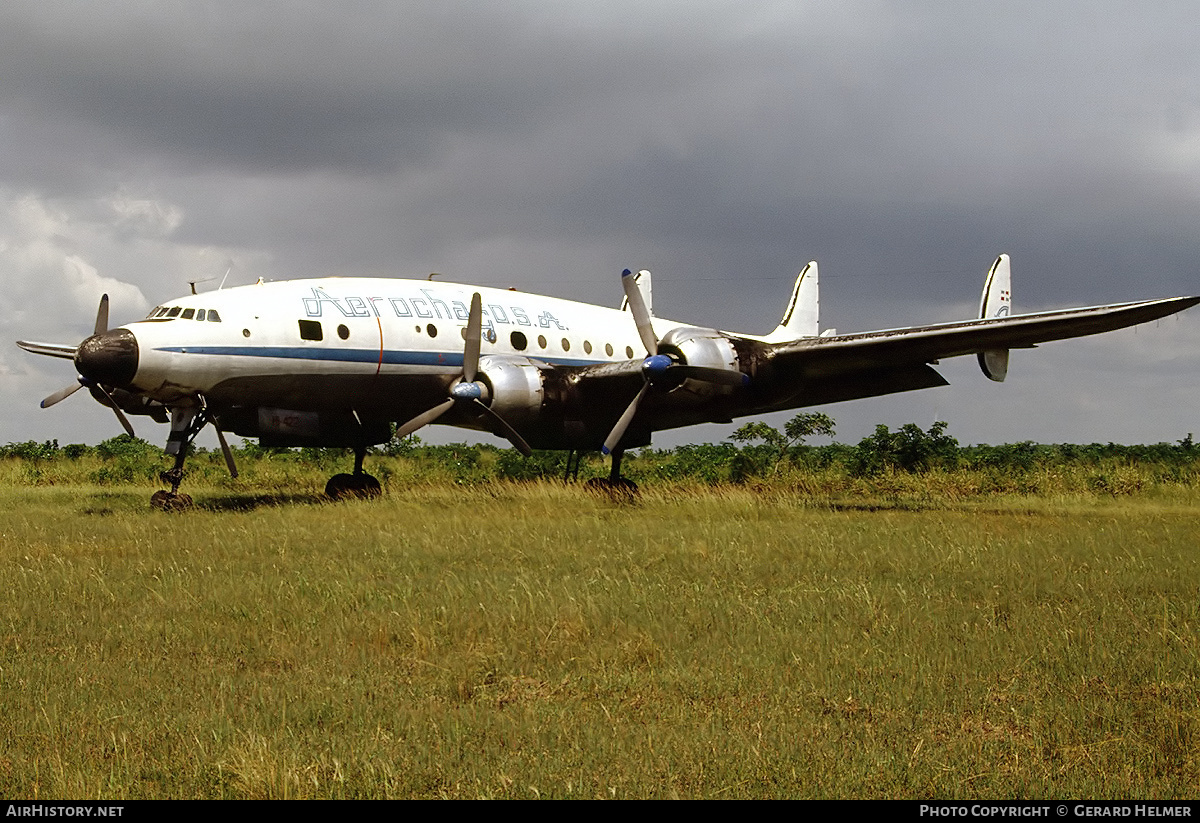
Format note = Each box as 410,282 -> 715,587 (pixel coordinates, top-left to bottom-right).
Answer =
297,319 -> 635,359
148,306 -> 223,322
509,330 -> 634,359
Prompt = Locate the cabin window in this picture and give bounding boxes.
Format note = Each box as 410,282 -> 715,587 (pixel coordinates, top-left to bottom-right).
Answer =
583,340 -> 592,354
561,338 -> 570,352
298,319 -> 323,341
207,310 -> 221,322
337,324 -> 349,340
626,346 -> 635,358
181,308 -> 195,320
537,334 -> 547,349
511,331 -> 527,351
426,324 -> 437,338
605,343 -> 614,357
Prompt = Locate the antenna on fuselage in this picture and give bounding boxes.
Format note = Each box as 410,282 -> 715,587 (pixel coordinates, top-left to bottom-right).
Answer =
218,260 -> 234,290
428,273 -> 440,281
187,278 -> 215,295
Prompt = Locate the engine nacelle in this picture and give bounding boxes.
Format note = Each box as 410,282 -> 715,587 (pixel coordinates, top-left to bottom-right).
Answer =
657,326 -> 743,392
476,355 -> 545,422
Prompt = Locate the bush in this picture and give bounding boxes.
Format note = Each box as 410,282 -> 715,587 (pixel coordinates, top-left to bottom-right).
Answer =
497,449 -> 565,481
849,421 -> 959,476
0,440 -> 59,460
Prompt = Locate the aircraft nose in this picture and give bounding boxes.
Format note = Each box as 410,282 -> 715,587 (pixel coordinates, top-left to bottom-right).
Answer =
75,328 -> 139,386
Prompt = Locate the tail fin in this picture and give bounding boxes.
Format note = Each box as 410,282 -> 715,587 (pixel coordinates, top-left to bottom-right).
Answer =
619,270 -> 652,314
763,261 -> 819,342
977,254 -> 1011,381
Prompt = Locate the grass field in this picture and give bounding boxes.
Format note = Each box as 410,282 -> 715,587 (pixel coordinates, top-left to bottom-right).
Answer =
1,468 -> 1198,798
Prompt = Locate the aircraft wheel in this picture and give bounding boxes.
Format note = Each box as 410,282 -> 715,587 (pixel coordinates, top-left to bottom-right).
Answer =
325,473 -> 382,500
151,490 -> 194,512
585,477 -> 639,499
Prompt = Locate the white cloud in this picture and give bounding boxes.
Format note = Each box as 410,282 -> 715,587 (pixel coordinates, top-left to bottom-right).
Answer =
108,189 -> 183,237
0,193 -> 148,341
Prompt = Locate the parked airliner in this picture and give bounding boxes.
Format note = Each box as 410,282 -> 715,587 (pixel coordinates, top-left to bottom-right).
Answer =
17,256 -> 1199,507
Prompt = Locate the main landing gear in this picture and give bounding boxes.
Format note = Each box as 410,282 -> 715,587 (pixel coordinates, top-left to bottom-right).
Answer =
325,447 -> 382,500
586,448 -> 639,495
149,399 -> 384,508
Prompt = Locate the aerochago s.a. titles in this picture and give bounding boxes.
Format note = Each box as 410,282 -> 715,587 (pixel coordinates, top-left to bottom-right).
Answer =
17,255 -> 1199,508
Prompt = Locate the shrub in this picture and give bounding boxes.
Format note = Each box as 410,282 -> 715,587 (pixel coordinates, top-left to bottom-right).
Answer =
849,421 -> 959,476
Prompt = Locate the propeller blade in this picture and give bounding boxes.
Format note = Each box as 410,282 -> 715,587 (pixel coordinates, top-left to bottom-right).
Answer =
213,424 -> 239,478
94,294 -> 110,336
471,399 -> 533,456
621,269 -> 658,355
17,341 -> 78,360
463,292 -> 482,383
394,399 -> 455,440
41,379 -> 85,409
671,365 -> 749,386
602,382 -> 649,455
92,382 -> 136,438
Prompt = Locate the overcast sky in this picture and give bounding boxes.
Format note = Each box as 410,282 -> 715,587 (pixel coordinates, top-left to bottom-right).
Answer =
2,1 -> 1198,450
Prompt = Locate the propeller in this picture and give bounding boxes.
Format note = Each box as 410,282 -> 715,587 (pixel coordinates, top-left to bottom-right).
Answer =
86,383 -> 137,438
393,293 -> 533,455
602,269 -> 748,455
33,294 -> 138,437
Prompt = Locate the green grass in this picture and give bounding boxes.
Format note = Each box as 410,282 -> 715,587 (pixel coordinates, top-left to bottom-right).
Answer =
1,477 -> 1198,798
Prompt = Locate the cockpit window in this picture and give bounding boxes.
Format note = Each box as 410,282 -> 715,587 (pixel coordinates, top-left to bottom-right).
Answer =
181,308 -> 195,320
196,309 -> 206,321
166,307 -> 182,318
207,309 -> 221,322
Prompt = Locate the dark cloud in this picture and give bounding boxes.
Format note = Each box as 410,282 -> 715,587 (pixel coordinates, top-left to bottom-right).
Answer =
2,1 -> 1199,448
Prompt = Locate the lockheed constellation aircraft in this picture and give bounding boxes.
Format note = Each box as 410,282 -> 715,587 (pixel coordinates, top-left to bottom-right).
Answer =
16,255 -> 1199,508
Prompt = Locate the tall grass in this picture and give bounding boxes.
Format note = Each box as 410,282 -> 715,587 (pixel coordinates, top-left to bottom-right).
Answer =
1,477 -> 1198,798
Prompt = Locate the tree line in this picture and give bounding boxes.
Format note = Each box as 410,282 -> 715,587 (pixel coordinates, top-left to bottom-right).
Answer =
2,413 -> 1197,486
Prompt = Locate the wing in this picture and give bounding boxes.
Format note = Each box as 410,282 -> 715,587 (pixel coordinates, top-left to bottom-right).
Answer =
762,296 -> 1199,407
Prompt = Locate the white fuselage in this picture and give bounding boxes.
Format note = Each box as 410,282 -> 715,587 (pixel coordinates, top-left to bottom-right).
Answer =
128,277 -> 672,404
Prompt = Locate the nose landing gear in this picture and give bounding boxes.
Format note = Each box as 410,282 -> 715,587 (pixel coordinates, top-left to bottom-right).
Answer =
150,400 -> 238,512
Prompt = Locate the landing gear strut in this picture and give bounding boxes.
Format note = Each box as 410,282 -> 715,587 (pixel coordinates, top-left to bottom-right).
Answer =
563,450 -> 582,482
151,405 -> 208,511
325,446 -> 382,500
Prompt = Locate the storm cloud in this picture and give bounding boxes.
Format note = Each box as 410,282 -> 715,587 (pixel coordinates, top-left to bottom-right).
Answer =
2,2 -> 1198,448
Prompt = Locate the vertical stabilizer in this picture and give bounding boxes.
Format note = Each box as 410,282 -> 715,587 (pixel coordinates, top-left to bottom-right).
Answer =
763,261 -> 819,342
978,254 -> 1011,381
619,270 -> 653,314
